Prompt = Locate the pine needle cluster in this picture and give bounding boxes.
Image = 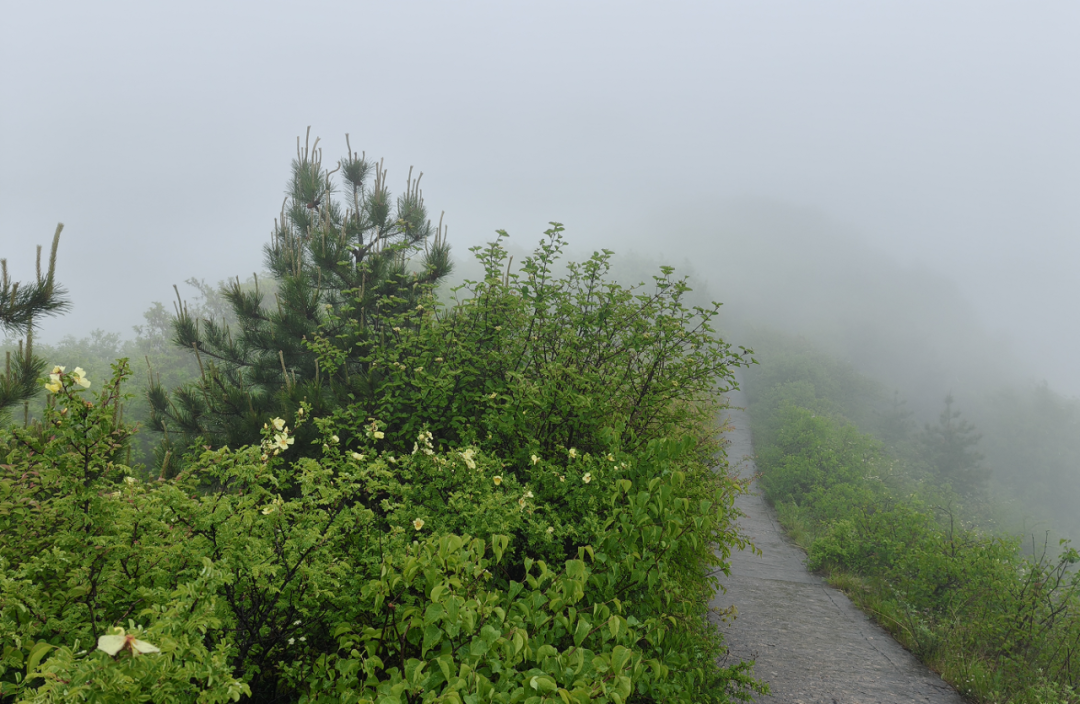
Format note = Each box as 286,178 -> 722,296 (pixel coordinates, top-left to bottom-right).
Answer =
148,130 -> 452,476
0,224 -> 68,421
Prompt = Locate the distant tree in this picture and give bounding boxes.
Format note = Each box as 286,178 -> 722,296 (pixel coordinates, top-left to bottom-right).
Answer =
877,390 -> 915,446
0,224 -> 68,422
148,130 -> 452,475
921,393 -> 989,497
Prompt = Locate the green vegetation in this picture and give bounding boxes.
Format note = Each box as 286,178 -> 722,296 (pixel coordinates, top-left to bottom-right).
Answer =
0,225 -> 68,422
148,130 -> 452,477
0,138 -> 763,704
743,332 -> 1080,703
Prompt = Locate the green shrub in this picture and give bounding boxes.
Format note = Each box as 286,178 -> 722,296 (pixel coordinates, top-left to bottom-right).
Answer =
1,230 -> 763,703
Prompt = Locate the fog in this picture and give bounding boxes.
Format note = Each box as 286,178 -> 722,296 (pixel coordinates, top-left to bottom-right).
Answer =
3,0 -> 1079,399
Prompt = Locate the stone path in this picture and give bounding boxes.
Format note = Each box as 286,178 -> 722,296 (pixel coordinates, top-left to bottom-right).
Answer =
710,389 -> 966,704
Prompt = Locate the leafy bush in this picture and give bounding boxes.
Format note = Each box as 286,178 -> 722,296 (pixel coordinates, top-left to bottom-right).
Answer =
1,233 -> 762,703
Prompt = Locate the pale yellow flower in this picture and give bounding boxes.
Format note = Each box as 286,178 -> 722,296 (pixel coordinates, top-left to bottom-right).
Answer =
351,452 -> 366,461
273,433 -> 294,451
434,357 -> 444,362
493,476 -> 502,486
568,448 -> 578,459
72,367 -> 90,389
373,431 -> 385,440
460,448 -> 477,470
518,497 -> 526,508
330,435 -> 339,444
44,379 -> 62,394
531,454 -> 540,465
583,473 -> 592,484
413,518 -> 425,531
51,365 -> 66,375
546,526 -> 555,534
607,453 -> 615,462
271,418 -> 286,431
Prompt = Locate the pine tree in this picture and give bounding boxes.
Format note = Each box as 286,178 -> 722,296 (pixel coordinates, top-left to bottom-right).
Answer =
148,130 -> 452,475
921,393 -> 989,497
0,224 -> 69,422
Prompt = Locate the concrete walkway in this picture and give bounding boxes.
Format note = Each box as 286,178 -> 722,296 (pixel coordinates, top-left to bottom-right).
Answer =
711,389 -> 966,704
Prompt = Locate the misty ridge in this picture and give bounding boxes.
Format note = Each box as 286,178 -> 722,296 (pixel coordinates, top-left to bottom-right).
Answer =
7,195 -> 1080,543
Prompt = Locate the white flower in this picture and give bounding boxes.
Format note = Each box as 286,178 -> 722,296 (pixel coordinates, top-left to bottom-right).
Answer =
460,448 -> 477,470
124,476 -> 136,485
273,433 -> 294,451
330,435 -> 339,444
351,452 -> 365,461
288,637 -> 295,645
97,627 -> 160,656
583,473 -> 592,484
524,490 -> 534,499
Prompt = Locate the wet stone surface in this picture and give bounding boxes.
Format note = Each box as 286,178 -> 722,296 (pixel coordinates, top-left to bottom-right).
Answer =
711,389 -> 966,704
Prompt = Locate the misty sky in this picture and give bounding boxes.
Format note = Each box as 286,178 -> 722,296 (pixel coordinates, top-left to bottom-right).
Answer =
3,2 -> 1079,392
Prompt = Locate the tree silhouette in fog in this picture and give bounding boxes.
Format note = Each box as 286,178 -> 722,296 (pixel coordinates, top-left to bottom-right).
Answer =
921,393 -> 988,497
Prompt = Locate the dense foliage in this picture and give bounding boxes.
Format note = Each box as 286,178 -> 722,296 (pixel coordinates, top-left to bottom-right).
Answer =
743,333 -> 1080,703
0,232 -> 762,703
